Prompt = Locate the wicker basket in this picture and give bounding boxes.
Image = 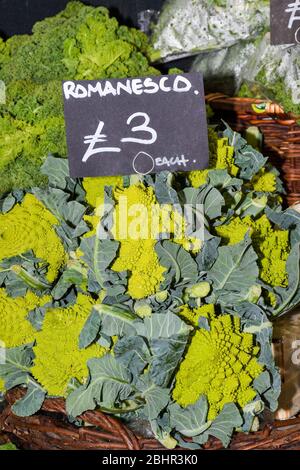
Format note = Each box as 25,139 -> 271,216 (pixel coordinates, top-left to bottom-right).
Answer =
206,94 -> 300,206
1,387 -> 300,450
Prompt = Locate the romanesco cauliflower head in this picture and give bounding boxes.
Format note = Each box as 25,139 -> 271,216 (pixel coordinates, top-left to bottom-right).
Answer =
111,183 -> 199,299
215,214 -> 289,287
31,294 -> 107,396
188,129 -> 238,188
0,194 -> 66,282
0,288 -> 50,348
83,175 -> 123,208
173,314 -> 263,419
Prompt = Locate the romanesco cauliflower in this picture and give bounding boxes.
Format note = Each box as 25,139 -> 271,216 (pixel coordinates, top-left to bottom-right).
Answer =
173,314 -> 263,419
31,294 -> 107,396
0,194 -> 66,282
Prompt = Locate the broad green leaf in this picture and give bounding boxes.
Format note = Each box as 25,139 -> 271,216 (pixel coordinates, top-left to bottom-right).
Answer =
196,236 -> 220,271
208,235 -> 259,305
169,395 -> 209,437
0,344 -> 33,379
137,375 -> 169,420
235,146 -> 267,180
66,355 -> 133,417
114,336 -> 150,375
79,309 -> 102,349
208,170 -> 242,189
137,311 -> 192,339
155,240 -> 198,286
273,243 -> 300,316
194,403 -> 242,447
1,194 -> 16,213
79,237 -> 119,289
41,156 -> 70,189
155,171 -> 179,204
12,381 -> 45,417
32,187 -> 69,222
180,185 -> 224,220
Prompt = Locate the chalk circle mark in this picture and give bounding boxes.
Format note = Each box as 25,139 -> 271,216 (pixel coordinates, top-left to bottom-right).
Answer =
132,151 -> 155,175
296,27 -> 300,45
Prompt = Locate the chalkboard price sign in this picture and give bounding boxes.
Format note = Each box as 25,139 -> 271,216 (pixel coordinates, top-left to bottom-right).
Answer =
62,72 -> 209,178
271,0 -> 300,45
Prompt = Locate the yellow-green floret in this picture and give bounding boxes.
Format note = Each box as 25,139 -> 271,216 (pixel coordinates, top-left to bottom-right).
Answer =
188,129 -> 238,188
0,194 -> 66,282
173,314 -> 263,420
31,294 -> 107,396
0,288 -> 50,348
178,304 -> 215,327
215,215 -> 290,287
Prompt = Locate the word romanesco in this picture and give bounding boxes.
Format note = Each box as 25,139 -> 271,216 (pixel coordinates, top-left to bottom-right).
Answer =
173,314 -> 263,420
31,294 -> 107,396
0,194 -> 66,282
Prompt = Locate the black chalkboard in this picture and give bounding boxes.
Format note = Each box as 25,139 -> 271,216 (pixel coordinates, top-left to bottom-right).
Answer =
63,72 -> 209,178
271,0 -> 300,45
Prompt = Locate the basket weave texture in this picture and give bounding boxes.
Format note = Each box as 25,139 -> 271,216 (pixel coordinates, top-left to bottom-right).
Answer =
1,387 -> 300,450
206,94 -> 300,206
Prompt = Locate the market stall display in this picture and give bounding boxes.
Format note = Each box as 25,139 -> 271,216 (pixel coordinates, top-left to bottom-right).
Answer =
1,0 -> 300,451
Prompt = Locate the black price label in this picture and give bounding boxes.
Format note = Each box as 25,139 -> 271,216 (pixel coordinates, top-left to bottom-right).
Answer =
62,73 -> 209,178
271,0 -> 300,45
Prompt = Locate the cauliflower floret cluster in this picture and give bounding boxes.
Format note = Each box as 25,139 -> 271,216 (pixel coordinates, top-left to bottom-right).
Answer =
173,314 -> 263,420
251,168 -> 277,193
178,304 -> 215,326
0,288 -> 50,348
0,194 -> 66,282
83,175 -> 123,209
31,294 -> 107,396
188,130 -> 238,188
215,214 -> 289,287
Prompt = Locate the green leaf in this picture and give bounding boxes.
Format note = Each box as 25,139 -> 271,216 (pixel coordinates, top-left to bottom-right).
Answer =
80,237 -> 119,289
137,375 -> 170,420
194,403 -> 242,447
114,336 -> 150,375
66,355 -> 134,417
135,312 -> 192,387
155,240 -> 198,286
32,187 -> 69,222
180,185 -> 224,220
208,235 -> 259,306
12,381 -> 45,417
155,172 -> 179,204
0,344 -> 33,379
235,146 -> 267,180
79,309 -> 102,349
196,236 -> 220,271
41,156 -> 70,189
137,311 -> 192,339
207,170 -> 242,189
1,194 -> 16,213
169,395 -> 209,437
273,243 -> 300,316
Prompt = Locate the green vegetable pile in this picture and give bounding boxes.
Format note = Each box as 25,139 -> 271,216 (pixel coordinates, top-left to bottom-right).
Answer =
1,122 -> 300,448
0,1 -> 159,194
